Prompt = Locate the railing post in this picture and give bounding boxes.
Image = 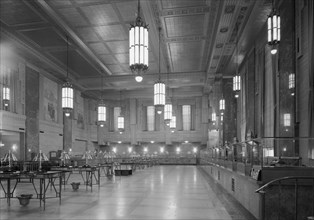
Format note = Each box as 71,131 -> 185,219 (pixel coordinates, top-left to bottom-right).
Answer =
259,191 -> 266,220
295,179 -> 298,220
278,180 -> 281,220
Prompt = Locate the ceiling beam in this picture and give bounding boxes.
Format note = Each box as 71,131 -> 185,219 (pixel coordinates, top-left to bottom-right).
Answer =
35,0 -> 112,76
78,71 -> 205,83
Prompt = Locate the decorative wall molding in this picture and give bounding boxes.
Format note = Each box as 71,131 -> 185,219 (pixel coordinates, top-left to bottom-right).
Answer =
0,111 -> 26,132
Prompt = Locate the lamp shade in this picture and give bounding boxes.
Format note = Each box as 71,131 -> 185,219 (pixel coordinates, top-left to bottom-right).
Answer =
164,103 -> 172,124
288,73 -> 295,89
129,4 -> 149,81
170,115 -> 176,130
62,82 -> 73,116
212,113 -> 216,122
118,116 -> 124,130
283,113 -> 291,127
154,81 -> 165,114
219,99 -> 225,111
267,10 -> 280,54
233,75 -> 241,92
3,151 -> 17,162
3,86 -> 10,101
33,152 -> 49,161
98,104 -> 106,126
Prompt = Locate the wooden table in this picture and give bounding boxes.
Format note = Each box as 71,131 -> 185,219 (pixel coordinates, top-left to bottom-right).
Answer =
50,166 -> 100,191
0,171 -> 63,210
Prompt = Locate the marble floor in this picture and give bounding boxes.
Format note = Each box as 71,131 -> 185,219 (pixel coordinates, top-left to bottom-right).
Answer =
0,166 -> 256,220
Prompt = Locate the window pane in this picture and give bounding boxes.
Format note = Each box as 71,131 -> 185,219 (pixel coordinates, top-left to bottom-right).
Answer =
182,105 -> 191,131
147,106 -> 155,131
114,107 -> 121,131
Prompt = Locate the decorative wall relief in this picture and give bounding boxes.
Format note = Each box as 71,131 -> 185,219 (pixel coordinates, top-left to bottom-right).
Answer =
76,93 -> 84,129
43,77 -> 58,122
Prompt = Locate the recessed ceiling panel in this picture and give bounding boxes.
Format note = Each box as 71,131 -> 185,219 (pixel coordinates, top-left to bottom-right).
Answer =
59,8 -> 88,27
46,0 -> 72,7
100,54 -> 118,65
107,64 -> 125,74
116,1 -> 137,22
77,27 -> 99,42
165,15 -> 205,38
95,25 -> 125,41
81,4 -> 119,25
50,50 -> 100,77
89,43 -> 110,55
0,0 -> 44,26
169,41 -> 202,72
115,54 -> 128,64
19,27 -> 65,48
106,41 -> 129,53
161,0 -> 206,9
72,0 -> 108,5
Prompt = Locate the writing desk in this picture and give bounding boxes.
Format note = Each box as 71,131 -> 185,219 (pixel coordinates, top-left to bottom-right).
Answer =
0,171 -> 62,210
50,166 -> 100,191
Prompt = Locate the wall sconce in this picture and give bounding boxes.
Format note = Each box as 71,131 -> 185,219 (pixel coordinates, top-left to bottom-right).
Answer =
288,73 -> 295,96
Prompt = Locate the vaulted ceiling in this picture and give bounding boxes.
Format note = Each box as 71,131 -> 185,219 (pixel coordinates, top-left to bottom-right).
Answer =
0,0 -> 271,100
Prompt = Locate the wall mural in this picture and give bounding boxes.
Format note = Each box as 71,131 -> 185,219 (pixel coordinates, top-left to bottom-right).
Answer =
43,77 -> 58,122
76,92 -> 85,129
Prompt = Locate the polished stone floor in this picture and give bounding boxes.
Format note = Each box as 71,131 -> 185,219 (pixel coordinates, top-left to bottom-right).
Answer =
0,166 -> 256,219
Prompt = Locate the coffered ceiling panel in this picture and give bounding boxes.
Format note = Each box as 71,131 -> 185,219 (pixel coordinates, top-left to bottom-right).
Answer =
107,64 -> 125,74
81,4 -> 119,25
88,42 -> 110,55
58,8 -> 88,27
115,54 -> 129,64
146,62 -> 158,75
165,15 -> 205,38
19,27 -> 65,48
0,0 -> 271,97
106,41 -> 129,54
50,50 -> 100,78
100,54 -> 118,65
72,0 -> 108,5
0,0 -> 44,26
46,0 -> 72,8
169,41 -> 203,72
161,0 -> 207,9
95,25 -> 125,41
76,27 -> 99,42
115,1 -> 137,22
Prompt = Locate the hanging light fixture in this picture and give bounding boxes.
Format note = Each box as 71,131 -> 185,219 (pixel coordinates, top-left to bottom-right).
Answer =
118,116 -> 124,133
233,76 -> 241,98
233,23 -> 241,98
267,0 -> 280,55
219,99 -> 225,112
164,103 -> 172,126
62,36 -> 73,117
154,27 -> 165,115
117,91 -> 124,133
170,115 -> 176,133
288,73 -> 295,96
3,86 -> 10,107
129,0 -> 149,82
98,76 -> 106,127
164,67 -> 172,125
212,113 -> 216,125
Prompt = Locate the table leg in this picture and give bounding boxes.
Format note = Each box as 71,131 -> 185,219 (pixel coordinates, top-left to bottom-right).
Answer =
59,175 -> 62,205
7,179 -> 10,206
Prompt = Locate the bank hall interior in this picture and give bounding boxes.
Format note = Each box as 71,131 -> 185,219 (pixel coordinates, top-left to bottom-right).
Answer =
0,0 -> 314,219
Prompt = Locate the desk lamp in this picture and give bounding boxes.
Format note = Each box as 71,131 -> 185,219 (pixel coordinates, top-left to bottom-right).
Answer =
82,151 -> 93,166
33,150 -> 49,171
60,151 -> 70,166
3,150 -> 18,170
